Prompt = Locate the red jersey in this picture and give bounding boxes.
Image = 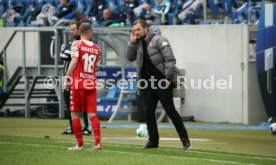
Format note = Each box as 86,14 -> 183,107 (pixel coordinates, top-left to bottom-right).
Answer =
70,40 -> 101,90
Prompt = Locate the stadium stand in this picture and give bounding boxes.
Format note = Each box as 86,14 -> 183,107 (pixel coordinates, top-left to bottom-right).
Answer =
0,0 -> 270,27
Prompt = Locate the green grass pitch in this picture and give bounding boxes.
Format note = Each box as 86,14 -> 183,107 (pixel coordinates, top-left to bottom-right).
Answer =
0,118 -> 276,165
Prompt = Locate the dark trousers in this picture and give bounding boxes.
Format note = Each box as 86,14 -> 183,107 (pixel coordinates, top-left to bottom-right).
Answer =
64,89 -> 89,131
136,94 -> 145,122
140,85 -> 189,142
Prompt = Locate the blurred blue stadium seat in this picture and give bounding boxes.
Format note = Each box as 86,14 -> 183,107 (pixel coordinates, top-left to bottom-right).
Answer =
0,0 -> 8,16
221,0 -> 236,15
84,0 -> 92,16
232,2 -> 252,21
208,0 -> 222,16
76,0 -> 86,13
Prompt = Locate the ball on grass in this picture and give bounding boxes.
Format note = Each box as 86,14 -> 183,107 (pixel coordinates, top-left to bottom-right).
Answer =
270,123 -> 276,136
136,124 -> 148,138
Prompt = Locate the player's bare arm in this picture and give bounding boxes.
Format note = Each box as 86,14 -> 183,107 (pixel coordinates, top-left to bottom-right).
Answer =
64,57 -> 78,90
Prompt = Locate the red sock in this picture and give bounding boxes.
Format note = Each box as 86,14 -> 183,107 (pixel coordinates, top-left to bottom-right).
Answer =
72,118 -> 83,147
90,116 -> 101,145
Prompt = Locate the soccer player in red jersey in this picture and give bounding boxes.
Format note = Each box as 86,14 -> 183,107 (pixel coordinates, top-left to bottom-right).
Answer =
64,23 -> 101,151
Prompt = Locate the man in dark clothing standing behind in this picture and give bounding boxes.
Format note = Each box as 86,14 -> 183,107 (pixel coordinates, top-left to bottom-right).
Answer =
60,21 -> 91,135
126,19 -> 191,150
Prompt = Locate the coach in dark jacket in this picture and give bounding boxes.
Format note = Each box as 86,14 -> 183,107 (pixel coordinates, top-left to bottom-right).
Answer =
127,19 -> 191,150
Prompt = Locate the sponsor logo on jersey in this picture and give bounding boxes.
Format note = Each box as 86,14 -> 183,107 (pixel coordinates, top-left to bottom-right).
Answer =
71,45 -> 78,52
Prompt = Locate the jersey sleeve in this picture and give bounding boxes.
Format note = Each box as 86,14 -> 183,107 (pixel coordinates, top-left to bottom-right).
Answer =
70,40 -> 80,58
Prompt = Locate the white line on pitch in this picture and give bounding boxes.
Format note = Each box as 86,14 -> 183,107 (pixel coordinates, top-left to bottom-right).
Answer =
56,140 -> 276,161
104,137 -> 210,142
106,143 -> 276,161
96,149 -> 255,165
0,141 -> 254,165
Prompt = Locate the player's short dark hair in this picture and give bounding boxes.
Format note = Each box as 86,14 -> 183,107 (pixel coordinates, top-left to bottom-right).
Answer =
70,21 -> 81,30
79,23 -> 92,36
133,19 -> 148,28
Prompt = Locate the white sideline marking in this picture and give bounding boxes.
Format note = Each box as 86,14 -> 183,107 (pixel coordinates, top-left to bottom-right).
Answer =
162,138 -> 209,141
0,141 -> 65,149
0,141 -> 255,165
55,140 -> 276,161
106,144 -> 276,162
94,150 -> 252,165
104,137 -> 209,142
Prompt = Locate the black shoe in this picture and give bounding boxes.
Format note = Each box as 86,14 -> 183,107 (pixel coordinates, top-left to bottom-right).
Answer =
82,127 -> 91,135
61,127 -> 73,135
143,141 -> 159,149
182,138 -> 192,150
